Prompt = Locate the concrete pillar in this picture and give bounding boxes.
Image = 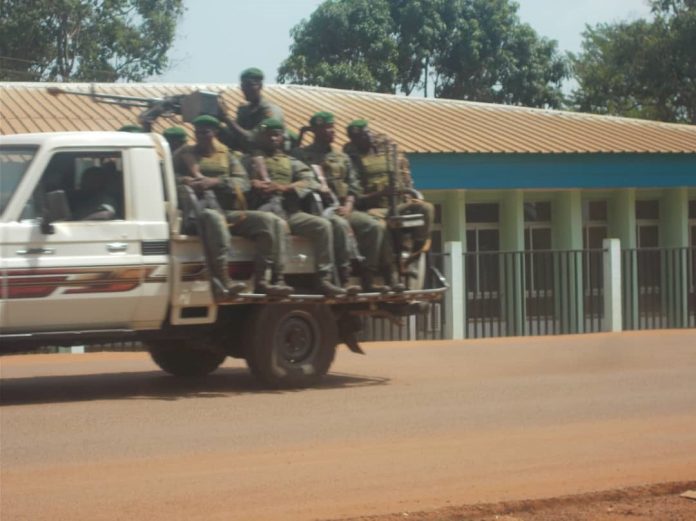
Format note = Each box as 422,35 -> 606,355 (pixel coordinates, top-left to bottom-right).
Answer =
444,241 -> 464,339
610,189 -> 637,328
553,191 -> 584,333
443,190 -> 467,245
603,238 -> 622,332
661,188 -> 689,327
500,191 -> 525,335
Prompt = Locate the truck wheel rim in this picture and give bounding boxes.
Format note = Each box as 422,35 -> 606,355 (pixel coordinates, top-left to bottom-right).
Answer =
275,316 -> 316,364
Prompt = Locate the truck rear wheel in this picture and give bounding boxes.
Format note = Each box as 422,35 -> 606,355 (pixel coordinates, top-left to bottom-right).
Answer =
147,340 -> 226,377
244,304 -> 337,388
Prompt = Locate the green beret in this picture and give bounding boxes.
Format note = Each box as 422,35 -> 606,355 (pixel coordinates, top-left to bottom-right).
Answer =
347,119 -> 368,137
240,67 -> 264,82
118,124 -> 144,133
309,111 -> 334,127
163,126 -> 187,138
192,115 -> 221,128
258,117 -> 284,132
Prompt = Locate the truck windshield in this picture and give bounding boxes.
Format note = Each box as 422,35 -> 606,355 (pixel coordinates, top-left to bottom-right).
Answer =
0,146 -> 37,217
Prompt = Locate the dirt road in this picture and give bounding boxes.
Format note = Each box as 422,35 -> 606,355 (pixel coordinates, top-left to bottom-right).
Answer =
1,330 -> 695,521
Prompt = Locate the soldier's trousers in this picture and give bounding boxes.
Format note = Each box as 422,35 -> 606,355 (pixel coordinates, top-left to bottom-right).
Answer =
286,211 -> 335,275
347,210 -> 385,271
326,213 -> 360,270
200,209 -> 287,275
364,199 -> 435,268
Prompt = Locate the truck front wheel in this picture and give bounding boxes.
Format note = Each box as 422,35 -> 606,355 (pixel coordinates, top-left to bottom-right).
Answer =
147,340 -> 226,377
244,304 -> 337,388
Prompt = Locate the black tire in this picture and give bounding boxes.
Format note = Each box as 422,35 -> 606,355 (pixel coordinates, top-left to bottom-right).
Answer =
244,304 -> 337,388
147,339 -> 226,377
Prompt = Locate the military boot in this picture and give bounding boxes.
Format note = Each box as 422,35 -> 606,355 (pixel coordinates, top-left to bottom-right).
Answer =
253,263 -> 293,297
315,272 -> 347,297
212,257 -> 246,301
383,267 -> 406,293
339,265 -> 361,295
360,267 -> 390,293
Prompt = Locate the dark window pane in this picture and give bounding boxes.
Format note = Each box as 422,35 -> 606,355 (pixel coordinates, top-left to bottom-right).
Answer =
638,225 -> 659,247
524,201 -> 551,222
691,226 -> 696,247
466,203 -> 499,223
531,227 -> 552,250
466,230 -> 477,252
431,230 -> 442,254
689,200 -> 696,219
586,226 -> 607,249
478,229 -> 499,252
434,203 -> 442,225
636,200 -> 659,220
588,201 -> 608,221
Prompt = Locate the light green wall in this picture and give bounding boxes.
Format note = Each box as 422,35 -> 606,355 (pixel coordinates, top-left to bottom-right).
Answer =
661,188 -> 689,247
553,190 -> 583,250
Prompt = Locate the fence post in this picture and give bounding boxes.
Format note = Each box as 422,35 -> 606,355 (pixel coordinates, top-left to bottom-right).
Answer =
444,241 -> 464,339
603,238 -> 622,332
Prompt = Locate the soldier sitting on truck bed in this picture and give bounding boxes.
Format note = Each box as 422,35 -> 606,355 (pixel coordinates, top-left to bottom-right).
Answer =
172,115 -> 293,299
293,111 -> 387,293
242,117 -> 349,297
217,68 -> 284,153
343,119 -> 434,289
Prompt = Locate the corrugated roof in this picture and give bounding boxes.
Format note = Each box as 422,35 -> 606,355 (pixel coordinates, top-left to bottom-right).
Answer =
1,82 -> 695,154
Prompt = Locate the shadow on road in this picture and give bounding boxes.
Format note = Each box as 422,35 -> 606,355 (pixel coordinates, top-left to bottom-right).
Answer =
0,368 -> 390,407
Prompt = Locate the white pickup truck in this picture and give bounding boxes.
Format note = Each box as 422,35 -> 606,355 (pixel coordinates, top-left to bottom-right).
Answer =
0,131 -> 446,387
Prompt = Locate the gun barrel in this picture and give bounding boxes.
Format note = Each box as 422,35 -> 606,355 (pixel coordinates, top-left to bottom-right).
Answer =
46,85 -> 161,107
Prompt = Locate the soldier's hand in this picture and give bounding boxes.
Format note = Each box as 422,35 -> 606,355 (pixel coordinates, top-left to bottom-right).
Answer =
335,201 -> 353,217
251,179 -> 270,190
190,176 -> 219,191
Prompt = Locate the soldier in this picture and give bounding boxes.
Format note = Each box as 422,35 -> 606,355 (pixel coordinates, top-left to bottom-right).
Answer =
243,117 -> 347,297
343,119 -> 434,289
294,111 -> 385,292
172,115 -> 293,299
218,67 -> 284,152
72,166 -> 118,220
162,126 -> 188,153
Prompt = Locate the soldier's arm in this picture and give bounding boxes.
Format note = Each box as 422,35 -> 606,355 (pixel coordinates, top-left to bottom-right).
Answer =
286,158 -> 317,196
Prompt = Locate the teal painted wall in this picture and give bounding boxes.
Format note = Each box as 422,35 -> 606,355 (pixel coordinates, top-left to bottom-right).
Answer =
410,153 -> 696,190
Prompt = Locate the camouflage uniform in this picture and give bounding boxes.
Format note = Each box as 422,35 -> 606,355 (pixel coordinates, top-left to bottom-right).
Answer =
344,132 -> 434,266
242,151 -> 336,278
172,141 -> 288,287
293,142 -> 383,274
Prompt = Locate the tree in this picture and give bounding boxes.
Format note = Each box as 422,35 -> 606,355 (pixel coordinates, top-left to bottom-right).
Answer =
572,0 -> 696,123
0,0 -> 184,82
278,0 -> 569,108
278,0 -> 398,93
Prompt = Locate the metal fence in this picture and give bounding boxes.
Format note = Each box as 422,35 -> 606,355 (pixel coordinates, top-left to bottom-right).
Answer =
456,249 -> 605,338
621,247 -> 696,330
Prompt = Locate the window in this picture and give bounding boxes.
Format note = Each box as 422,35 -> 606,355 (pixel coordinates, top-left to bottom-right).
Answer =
689,200 -> 696,248
0,146 -> 37,216
524,201 -> 552,318
636,199 -> 659,248
465,203 -> 501,321
583,200 -> 608,249
21,151 -> 125,221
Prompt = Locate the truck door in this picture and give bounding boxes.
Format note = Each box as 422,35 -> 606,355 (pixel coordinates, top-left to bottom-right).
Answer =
1,149 -> 145,333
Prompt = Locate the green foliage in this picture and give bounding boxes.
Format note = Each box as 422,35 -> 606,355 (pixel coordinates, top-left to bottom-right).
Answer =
572,0 -> 696,123
278,0 -> 398,93
278,0 -> 568,108
0,0 -> 184,82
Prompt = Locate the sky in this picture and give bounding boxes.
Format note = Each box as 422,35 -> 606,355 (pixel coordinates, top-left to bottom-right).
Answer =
153,0 -> 654,86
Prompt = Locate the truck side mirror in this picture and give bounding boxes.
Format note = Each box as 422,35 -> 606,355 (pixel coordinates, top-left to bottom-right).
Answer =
41,190 -> 71,234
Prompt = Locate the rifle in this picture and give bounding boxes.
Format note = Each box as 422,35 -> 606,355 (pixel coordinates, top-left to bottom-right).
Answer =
47,85 -> 220,132
310,164 -> 339,217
